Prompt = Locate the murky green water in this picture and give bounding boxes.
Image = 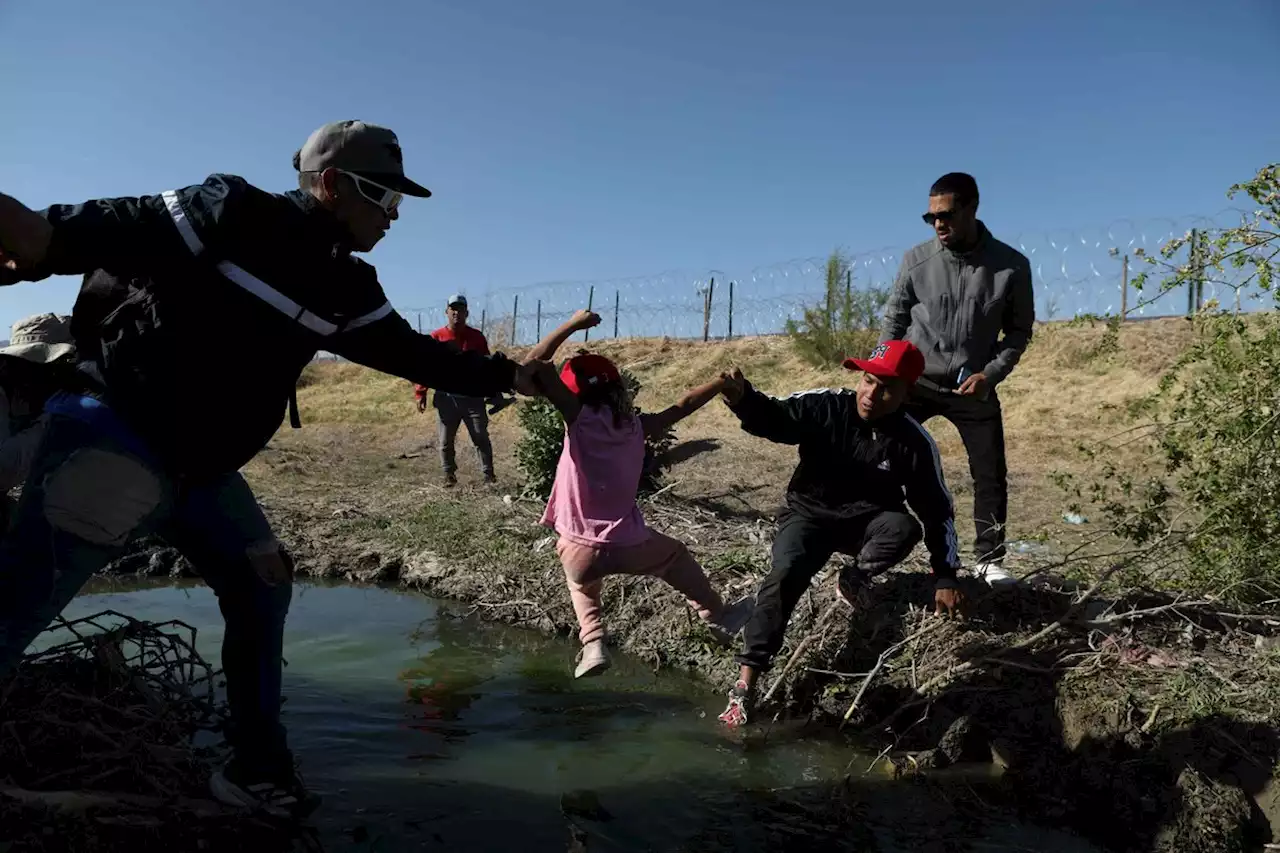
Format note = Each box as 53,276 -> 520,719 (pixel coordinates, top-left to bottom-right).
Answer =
52,580 -> 1101,852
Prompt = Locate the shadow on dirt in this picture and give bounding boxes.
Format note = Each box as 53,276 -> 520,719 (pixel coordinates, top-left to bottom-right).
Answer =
656,438 -> 722,468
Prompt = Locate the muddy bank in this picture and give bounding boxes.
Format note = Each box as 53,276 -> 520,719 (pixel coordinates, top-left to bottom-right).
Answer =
103,495 -> 1280,853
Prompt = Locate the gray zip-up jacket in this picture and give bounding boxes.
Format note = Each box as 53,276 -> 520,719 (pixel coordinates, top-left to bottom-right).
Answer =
879,223 -> 1035,390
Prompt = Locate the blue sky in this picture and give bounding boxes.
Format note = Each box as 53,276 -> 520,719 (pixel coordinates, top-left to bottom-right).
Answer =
1,0 -> 1277,337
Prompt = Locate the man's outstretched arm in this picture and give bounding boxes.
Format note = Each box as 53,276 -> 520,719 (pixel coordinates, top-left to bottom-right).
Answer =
332,310 -> 535,399
721,368 -> 825,446
0,175 -> 262,285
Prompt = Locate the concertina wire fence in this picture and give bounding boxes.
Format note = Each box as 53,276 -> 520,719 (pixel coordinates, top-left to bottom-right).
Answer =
385,207 -> 1271,348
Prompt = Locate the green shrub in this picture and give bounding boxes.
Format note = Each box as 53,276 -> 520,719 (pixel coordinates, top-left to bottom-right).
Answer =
1059,163 -> 1280,603
515,368 -> 674,500
785,250 -> 889,367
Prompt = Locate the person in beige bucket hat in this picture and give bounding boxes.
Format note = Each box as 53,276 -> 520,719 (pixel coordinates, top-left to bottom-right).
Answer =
0,313 -> 78,505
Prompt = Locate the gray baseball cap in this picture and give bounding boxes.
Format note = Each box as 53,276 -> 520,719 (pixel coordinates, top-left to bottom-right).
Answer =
294,120 -> 432,198
446,294 -> 468,308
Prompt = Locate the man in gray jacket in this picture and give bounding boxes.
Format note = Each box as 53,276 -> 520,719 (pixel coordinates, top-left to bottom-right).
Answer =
880,173 -> 1034,585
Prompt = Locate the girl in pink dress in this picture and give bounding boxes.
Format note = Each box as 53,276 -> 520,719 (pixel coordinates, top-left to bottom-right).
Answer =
526,310 -> 753,678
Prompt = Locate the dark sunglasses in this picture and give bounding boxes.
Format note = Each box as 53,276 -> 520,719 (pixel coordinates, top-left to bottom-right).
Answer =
922,210 -> 960,226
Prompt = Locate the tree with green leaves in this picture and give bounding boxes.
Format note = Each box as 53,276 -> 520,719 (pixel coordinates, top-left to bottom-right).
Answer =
1059,163 -> 1280,603
785,250 -> 888,367
1130,164 -> 1278,314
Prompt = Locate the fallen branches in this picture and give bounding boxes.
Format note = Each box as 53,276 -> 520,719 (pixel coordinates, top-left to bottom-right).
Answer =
0,610 -> 320,853
840,619 -> 946,728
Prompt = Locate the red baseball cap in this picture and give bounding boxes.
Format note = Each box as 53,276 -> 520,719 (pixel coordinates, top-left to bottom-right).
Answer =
559,353 -> 622,395
844,340 -> 926,384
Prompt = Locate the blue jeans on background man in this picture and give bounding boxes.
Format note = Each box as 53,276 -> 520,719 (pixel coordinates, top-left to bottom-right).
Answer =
0,394 -> 293,779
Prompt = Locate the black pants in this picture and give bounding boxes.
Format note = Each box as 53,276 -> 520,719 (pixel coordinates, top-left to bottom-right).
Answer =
737,510 -> 922,671
905,384 -> 1008,565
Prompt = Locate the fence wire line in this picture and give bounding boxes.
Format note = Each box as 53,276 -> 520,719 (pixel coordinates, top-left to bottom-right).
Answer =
392,208 -> 1269,346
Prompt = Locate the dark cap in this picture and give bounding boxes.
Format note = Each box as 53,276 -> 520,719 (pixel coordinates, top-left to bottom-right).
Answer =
844,340 -> 926,384
294,120 -> 432,198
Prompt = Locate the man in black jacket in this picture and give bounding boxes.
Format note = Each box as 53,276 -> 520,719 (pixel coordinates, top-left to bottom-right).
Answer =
717,340 -> 964,728
0,120 -> 538,816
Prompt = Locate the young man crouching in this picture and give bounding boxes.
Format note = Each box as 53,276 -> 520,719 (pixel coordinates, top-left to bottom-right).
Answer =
717,340 -> 964,727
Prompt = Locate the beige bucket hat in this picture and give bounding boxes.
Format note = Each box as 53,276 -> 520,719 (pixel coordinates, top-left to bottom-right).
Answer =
0,313 -> 75,364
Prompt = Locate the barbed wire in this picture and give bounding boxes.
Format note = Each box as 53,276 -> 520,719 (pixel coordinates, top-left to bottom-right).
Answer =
397,208 -> 1269,345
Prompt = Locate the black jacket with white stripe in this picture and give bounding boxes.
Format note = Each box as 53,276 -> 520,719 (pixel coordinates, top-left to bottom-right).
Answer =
5,174 -> 518,480
727,383 -> 960,581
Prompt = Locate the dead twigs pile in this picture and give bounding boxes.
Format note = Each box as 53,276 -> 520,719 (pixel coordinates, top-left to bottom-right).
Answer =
0,611 -> 321,853
753,532 -> 1280,751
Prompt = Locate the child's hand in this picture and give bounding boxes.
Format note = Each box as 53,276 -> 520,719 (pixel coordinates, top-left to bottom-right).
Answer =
720,368 -> 746,405
570,309 -> 602,331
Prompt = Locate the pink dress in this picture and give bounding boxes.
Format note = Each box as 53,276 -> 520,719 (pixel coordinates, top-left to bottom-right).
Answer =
539,405 -> 723,644
540,405 -> 649,547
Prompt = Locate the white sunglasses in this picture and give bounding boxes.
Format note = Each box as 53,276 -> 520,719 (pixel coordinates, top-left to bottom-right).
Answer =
337,170 -> 403,214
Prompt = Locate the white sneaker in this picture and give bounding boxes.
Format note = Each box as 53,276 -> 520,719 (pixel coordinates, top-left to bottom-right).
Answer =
574,639 -> 611,679
973,562 -> 1017,587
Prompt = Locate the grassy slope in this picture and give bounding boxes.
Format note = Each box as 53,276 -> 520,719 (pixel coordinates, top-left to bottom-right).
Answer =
285,317 -> 1192,540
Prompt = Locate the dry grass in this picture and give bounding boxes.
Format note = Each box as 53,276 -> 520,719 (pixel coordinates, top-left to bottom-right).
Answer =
289,318 -> 1194,544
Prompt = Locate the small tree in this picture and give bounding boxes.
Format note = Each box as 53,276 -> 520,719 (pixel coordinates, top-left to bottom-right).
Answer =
1058,164 -> 1280,603
1130,164 -> 1278,313
786,250 -> 889,367
515,368 -> 674,500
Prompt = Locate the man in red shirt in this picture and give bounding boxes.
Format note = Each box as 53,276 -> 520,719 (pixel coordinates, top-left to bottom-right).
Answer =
414,295 -> 497,486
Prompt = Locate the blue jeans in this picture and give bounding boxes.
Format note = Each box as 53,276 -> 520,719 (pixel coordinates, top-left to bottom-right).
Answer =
0,411 -> 293,775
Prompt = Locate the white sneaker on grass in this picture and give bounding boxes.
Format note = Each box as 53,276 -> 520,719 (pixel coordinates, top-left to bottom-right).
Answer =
575,639 -> 611,679
973,562 -> 1017,587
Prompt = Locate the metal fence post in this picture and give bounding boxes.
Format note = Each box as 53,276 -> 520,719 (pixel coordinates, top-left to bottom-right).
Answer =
1187,229 -> 1198,317
585,285 -> 595,342
480,309 -> 487,337
702,277 -> 715,342
727,280 -> 735,339
511,295 -> 518,346
536,299 -> 542,341
1120,254 -> 1128,320
614,289 -> 620,338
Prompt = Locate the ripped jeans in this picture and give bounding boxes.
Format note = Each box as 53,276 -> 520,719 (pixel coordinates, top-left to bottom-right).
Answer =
0,410 -> 293,776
